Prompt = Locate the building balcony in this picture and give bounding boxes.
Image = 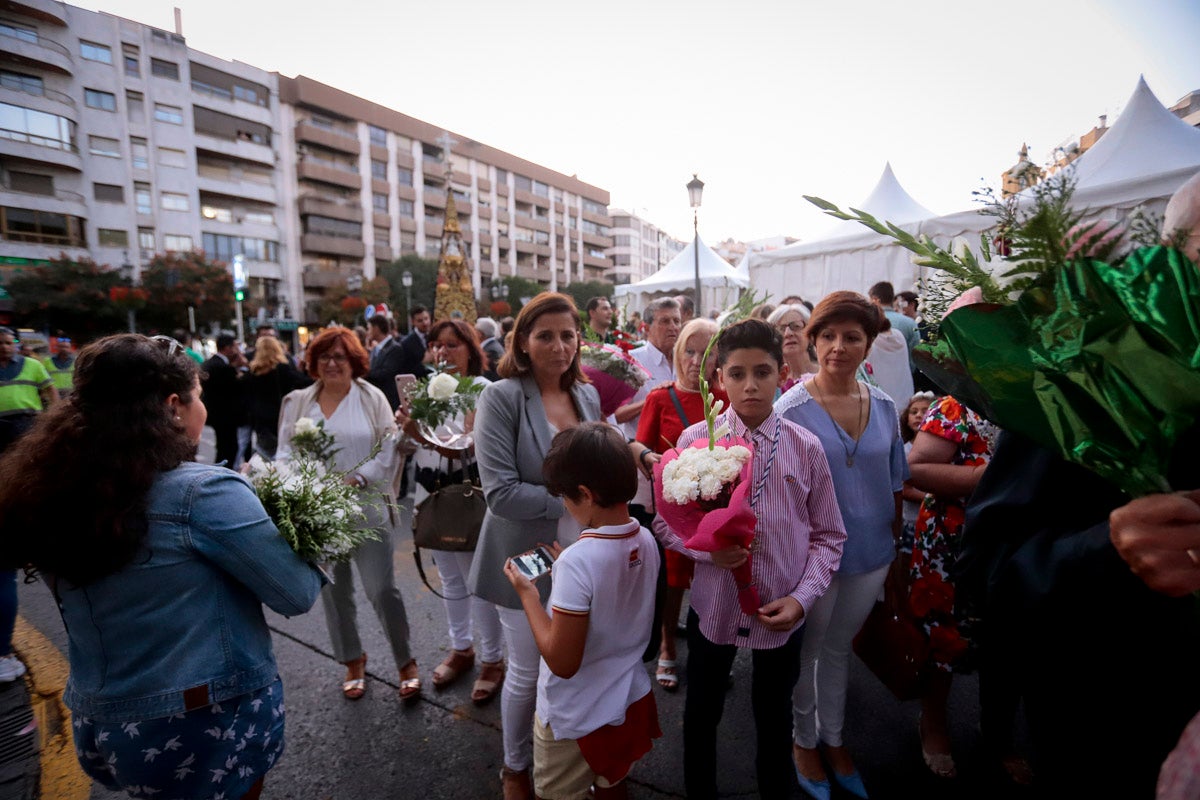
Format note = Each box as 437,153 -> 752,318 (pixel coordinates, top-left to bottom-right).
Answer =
496,210 -> 510,223
369,143 -> 387,162
295,120 -> 360,155
300,234 -> 365,258
398,217 -> 417,233
191,90 -> 273,128
302,266 -> 354,289
196,174 -> 276,205
477,206 -> 492,220
6,0 -> 68,26
423,190 -> 446,208
423,220 -> 443,238
582,209 -> 611,225
0,84 -> 75,123
533,243 -> 550,257
243,258 -> 283,281
297,194 -> 362,223
451,170 -> 471,186
194,131 -> 275,167
496,183 -> 509,197
0,28 -> 72,75
497,236 -> 511,249
477,232 -> 492,246
397,185 -> 416,202
296,160 -> 361,191
582,231 -> 611,248
395,152 -> 414,169
514,189 -> 538,206
421,166 -> 445,184
514,239 -> 535,254
583,254 -> 610,269
0,129 -> 80,171
0,182 -> 85,216
372,211 -> 390,229
370,178 -> 388,196
374,244 -> 392,261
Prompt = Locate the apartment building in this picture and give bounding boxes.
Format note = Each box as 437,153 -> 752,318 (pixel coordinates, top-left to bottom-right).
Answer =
605,208 -> 684,284
280,75 -> 613,314
0,1 -> 292,320
0,1 -> 614,329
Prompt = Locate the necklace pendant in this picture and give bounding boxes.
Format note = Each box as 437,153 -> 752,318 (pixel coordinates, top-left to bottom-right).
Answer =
846,456 -> 854,467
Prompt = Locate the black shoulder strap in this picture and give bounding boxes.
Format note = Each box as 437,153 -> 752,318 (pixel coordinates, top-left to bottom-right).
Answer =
412,548 -> 468,601
668,386 -> 691,428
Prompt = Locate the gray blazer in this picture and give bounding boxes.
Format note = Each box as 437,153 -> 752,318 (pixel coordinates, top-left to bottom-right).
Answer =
467,375 -> 602,609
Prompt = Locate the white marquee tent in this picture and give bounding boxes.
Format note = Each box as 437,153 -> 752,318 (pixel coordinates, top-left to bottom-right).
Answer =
613,235 -> 749,313
748,77 -> 1200,303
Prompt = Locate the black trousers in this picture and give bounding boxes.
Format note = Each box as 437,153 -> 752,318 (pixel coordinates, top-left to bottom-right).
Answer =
683,608 -> 804,800
213,423 -> 239,468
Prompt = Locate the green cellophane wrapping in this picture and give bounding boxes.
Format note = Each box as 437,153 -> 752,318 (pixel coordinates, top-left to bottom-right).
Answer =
915,246 -> 1200,497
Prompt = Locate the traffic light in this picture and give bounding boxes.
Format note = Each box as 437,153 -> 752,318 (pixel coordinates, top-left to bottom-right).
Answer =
235,289 -> 244,302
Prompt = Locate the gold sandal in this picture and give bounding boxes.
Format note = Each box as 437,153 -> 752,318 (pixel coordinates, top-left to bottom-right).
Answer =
341,652 -> 367,701
399,659 -> 421,703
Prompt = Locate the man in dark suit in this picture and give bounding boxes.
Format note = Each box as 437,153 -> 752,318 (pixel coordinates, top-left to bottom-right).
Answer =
397,304 -> 432,378
365,314 -> 406,410
201,332 -> 247,468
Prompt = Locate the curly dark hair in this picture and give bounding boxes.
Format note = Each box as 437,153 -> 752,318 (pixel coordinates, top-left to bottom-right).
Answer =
0,334 -> 200,585
428,319 -> 485,377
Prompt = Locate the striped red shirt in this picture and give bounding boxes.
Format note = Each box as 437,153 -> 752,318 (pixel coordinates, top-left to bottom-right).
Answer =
653,410 -> 846,648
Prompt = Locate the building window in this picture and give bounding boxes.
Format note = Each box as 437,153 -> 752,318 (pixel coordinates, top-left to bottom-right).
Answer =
160,192 -> 189,212
97,228 -> 128,247
372,193 -> 387,212
201,232 -> 279,263
513,174 -> 532,193
153,103 -> 183,124
80,41 -> 112,64
582,199 -> 607,215
243,210 -> 273,225
150,58 -> 179,81
495,168 -> 508,184
201,203 -> 232,223
303,215 -> 361,240
84,89 -> 116,112
532,180 -> 549,198
232,85 -> 262,106
157,147 -> 187,168
425,238 -> 441,257
368,125 -> 386,148
0,207 -> 86,247
163,234 -> 192,251
0,104 -> 76,150
138,227 -> 155,254
397,199 -> 414,218
130,137 -> 148,169
134,182 -> 151,214
0,71 -> 42,96
126,90 -> 144,122
6,171 -> 52,195
88,135 -> 120,157
122,44 -> 140,77
93,183 -> 124,203
397,167 -> 413,187
370,159 -> 386,180
0,22 -> 37,44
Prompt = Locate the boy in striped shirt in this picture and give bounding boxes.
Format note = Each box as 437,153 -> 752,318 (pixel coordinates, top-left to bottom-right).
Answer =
654,319 -> 846,799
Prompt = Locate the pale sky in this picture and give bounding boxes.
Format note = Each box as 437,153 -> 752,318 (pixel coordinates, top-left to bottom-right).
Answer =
75,0 -> 1200,245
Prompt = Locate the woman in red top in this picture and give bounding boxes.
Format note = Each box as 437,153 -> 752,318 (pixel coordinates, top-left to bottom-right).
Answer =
636,317 -> 726,691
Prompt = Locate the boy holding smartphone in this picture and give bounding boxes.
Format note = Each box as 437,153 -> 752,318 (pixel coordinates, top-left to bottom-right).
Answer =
504,422 -> 661,800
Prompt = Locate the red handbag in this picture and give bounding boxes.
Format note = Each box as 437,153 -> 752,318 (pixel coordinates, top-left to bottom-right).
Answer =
853,555 -> 930,701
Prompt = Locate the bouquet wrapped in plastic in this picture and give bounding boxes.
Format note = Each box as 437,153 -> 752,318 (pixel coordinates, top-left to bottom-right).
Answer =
580,344 -> 648,417
401,365 -> 485,450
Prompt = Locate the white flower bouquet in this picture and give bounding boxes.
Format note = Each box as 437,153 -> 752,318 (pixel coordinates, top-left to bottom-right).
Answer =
402,365 -> 485,450
247,417 -> 378,562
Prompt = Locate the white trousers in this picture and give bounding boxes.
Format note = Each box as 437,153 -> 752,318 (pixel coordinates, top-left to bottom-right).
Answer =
496,604 -> 543,772
793,562 -> 891,748
431,549 -> 503,663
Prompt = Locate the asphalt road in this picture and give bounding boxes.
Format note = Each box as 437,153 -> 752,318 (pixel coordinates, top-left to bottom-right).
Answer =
14,430 -> 1033,800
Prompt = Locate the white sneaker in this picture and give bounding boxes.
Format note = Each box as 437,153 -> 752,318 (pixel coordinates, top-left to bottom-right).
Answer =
0,655 -> 27,682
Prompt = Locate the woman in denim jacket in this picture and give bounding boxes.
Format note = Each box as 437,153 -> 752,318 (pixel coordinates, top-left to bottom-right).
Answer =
0,334 -> 324,800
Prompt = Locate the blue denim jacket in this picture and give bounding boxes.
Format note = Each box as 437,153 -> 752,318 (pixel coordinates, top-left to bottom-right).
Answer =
59,462 -> 324,723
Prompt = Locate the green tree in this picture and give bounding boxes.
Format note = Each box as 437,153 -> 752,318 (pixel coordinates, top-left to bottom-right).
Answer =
5,254 -> 126,340
377,254 -> 439,322
139,251 -> 235,332
559,280 -> 616,316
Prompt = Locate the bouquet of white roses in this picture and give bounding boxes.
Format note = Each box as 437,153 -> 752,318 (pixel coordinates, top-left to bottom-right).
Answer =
402,365 -> 485,449
246,417 -> 378,562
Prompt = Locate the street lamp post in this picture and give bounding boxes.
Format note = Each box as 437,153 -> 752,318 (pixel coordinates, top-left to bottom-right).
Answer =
687,174 -> 705,318
401,270 -> 413,333
121,251 -> 137,333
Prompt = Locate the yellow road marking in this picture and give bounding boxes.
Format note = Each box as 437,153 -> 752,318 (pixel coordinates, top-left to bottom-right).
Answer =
13,616 -> 90,800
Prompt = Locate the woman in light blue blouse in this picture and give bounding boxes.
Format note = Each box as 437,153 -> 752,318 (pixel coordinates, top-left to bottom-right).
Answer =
776,293 -> 907,800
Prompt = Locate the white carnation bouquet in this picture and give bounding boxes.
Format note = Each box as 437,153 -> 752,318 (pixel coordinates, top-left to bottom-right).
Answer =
246,417 -> 378,562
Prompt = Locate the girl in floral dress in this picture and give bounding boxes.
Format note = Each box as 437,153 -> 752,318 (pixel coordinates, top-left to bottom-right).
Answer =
906,395 -> 996,780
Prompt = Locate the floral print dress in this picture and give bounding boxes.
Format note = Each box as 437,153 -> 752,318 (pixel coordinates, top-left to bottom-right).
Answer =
908,396 -> 997,672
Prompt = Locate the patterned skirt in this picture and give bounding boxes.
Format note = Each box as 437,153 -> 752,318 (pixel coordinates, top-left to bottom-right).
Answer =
74,676 -> 285,800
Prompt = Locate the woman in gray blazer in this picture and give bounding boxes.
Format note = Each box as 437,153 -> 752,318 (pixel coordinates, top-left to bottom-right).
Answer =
467,293 -> 602,800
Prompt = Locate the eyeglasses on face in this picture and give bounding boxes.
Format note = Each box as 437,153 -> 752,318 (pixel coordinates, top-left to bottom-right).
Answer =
777,322 -> 805,334
317,352 -> 349,364
150,335 -> 183,357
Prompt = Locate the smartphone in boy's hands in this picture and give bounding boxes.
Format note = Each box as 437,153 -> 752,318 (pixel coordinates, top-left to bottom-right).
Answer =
511,546 -> 555,581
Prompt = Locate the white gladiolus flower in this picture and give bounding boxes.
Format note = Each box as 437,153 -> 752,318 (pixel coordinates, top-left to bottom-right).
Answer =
294,417 -> 318,435
427,373 -> 459,401
710,399 -> 725,417
952,237 -> 971,261
713,422 -> 731,441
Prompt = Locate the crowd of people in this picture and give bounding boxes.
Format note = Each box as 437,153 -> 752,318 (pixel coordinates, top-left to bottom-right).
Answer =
0,272 -> 1197,800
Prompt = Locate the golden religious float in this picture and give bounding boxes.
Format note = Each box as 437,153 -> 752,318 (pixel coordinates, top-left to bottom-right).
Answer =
432,133 -> 478,323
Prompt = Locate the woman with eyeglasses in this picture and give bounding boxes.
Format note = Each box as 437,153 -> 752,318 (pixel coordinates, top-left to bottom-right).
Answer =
0,334 -> 323,800
768,304 -> 816,394
633,317 -> 723,692
277,327 -> 416,703
394,319 -> 505,704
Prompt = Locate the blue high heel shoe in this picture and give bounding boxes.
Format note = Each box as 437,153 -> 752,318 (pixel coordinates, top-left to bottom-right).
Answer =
793,747 -> 832,800
831,768 -> 869,799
